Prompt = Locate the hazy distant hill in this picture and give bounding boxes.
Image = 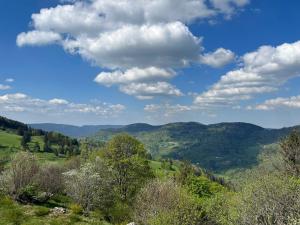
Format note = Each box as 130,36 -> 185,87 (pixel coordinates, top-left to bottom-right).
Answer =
92,122 -> 300,172
30,123 -> 124,138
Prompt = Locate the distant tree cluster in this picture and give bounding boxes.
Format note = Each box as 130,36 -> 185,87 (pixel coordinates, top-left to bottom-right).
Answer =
0,116 -> 79,156
43,132 -> 79,156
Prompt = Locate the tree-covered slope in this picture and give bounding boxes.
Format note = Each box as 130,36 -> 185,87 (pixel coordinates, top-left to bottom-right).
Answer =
0,116 -> 80,163
30,123 -> 124,138
92,122 -> 299,172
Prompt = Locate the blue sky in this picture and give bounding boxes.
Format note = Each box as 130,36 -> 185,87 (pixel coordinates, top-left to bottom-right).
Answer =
1,0 -> 300,127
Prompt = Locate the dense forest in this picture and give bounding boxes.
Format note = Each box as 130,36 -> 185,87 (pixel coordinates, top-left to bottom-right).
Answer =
88,122 -> 300,172
1,116 -> 300,224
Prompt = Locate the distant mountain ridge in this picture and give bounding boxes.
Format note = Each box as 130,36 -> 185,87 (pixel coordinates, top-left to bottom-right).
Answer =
30,123 -> 124,138
91,122 -> 300,172
29,121 -> 300,172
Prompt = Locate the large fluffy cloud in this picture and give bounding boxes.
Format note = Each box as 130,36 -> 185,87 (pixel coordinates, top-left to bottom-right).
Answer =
0,93 -> 125,116
25,0 -> 248,37
195,41 -> 300,106
18,0 -> 244,68
63,22 -> 201,69
18,0 -> 247,99
94,67 -> 179,98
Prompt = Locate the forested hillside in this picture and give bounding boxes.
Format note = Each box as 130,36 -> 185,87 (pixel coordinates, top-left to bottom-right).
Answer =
92,122 -> 300,172
30,123 -> 124,138
0,116 -> 79,162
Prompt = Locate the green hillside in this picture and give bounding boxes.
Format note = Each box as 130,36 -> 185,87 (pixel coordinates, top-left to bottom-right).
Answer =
0,116 -> 79,166
0,130 -> 21,149
30,123 -> 124,138
91,122 -> 299,172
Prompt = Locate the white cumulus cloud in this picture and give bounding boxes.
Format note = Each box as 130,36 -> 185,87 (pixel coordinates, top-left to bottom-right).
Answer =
120,82 -> 183,99
0,84 -> 11,90
94,67 -> 176,86
0,93 -> 125,117
194,40 -> 300,107
49,98 -> 69,105
62,22 -> 202,69
17,31 -> 62,47
17,0 -> 248,99
199,48 -> 235,68
251,95 -> 300,111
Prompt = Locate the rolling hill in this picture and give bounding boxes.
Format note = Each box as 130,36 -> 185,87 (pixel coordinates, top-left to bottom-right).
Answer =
91,122 -> 300,172
30,123 -> 123,138
0,116 -> 80,165
5,117 -> 300,173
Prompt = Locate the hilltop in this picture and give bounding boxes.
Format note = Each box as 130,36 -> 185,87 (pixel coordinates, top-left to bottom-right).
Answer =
30,123 -> 123,138
90,122 -> 299,172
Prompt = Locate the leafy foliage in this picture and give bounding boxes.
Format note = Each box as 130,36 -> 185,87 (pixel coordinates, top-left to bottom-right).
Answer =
280,130 -> 300,177
102,134 -> 154,202
65,160 -> 115,214
134,179 -> 203,225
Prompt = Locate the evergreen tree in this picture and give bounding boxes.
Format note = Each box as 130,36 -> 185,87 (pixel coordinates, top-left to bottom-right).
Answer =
21,131 -> 31,149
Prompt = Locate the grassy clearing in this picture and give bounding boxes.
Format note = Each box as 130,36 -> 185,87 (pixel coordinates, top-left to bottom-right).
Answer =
0,131 -> 66,165
149,160 -> 179,178
0,131 -> 21,149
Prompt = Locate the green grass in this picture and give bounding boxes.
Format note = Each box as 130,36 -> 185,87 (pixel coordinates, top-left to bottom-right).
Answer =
149,160 -> 179,178
0,196 -> 111,225
0,131 -> 66,165
0,131 -> 21,149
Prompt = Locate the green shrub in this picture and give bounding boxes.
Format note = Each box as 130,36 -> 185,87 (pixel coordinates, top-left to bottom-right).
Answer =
109,202 -> 132,224
69,214 -> 82,223
34,206 -> 50,217
0,196 -> 14,207
1,206 -> 25,225
70,203 -> 83,215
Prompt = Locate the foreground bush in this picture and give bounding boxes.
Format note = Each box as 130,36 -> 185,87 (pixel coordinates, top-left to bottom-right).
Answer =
237,174 -> 300,225
134,179 -> 203,225
0,152 -> 39,201
65,158 -> 115,214
206,173 -> 300,225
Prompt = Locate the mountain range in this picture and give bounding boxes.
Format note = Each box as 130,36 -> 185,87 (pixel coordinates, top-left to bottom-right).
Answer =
90,122 -> 299,172
30,121 -> 300,172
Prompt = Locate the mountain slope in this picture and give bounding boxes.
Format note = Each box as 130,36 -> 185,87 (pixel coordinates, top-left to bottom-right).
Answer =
92,122 -> 299,172
0,116 -> 79,161
30,123 -> 124,138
